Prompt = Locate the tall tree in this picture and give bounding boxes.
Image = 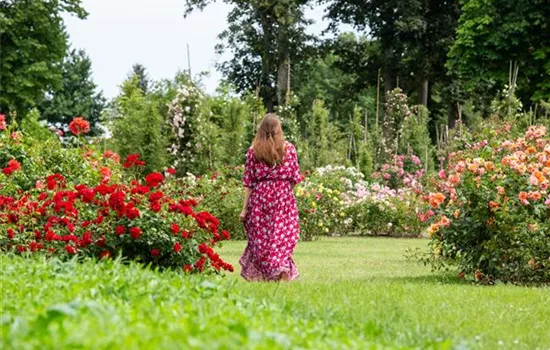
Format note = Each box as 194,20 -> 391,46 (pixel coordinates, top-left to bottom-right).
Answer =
0,0 -> 87,118
325,0 -> 423,92
38,48 -> 105,133
184,0 -> 313,111
325,0 -> 460,106
447,0 -> 550,107
132,63 -> 150,94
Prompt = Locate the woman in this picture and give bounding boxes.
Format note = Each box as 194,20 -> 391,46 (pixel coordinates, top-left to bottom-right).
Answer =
239,113 -> 302,282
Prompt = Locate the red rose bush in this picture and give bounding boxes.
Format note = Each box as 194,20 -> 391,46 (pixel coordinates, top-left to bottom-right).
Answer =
1,120 -> 233,274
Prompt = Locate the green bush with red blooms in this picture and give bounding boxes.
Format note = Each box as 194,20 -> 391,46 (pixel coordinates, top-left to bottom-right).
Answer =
0,116 -> 233,274
172,166 -> 246,240
422,123 -> 550,284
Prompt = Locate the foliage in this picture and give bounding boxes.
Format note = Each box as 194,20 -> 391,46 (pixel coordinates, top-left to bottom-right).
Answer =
176,168 -> 246,240
20,108 -> 54,142
38,48 -> 105,134
0,0 -> 87,118
0,122 -> 111,195
108,75 -> 168,174
301,100 -> 333,168
399,105 -> 435,171
448,0 -> 550,105
184,0 -> 314,111
423,124 -> 550,283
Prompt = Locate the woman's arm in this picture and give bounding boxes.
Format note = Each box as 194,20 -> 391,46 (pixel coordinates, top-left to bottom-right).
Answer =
240,187 -> 252,222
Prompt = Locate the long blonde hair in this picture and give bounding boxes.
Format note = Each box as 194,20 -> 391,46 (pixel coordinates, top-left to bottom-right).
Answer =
252,113 -> 285,166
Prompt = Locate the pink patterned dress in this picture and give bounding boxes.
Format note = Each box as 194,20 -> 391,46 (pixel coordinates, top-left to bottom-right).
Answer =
239,142 -> 302,281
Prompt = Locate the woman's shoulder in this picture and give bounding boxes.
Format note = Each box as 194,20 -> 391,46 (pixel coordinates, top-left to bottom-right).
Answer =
284,141 -> 296,151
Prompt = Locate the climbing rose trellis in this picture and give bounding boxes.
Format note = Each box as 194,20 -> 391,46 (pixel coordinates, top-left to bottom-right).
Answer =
167,84 -> 203,171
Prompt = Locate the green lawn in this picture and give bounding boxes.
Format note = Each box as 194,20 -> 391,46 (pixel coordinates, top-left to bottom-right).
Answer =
1,238 -> 549,349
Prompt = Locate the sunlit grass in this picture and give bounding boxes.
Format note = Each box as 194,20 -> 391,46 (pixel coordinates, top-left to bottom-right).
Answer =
1,237 -> 548,349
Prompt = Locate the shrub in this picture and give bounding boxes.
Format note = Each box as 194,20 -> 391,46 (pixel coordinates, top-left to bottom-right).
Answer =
175,167 -> 246,240
422,124 -> 550,284
344,183 -> 425,237
0,128 -> 232,274
372,154 -> 425,191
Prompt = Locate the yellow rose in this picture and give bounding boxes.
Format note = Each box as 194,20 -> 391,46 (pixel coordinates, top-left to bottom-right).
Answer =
317,221 -> 323,227
324,228 -> 329,233
339,212 -> 345,217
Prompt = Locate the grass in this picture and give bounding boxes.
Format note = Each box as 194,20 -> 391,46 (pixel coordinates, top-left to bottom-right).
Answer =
1,237 -> 549,349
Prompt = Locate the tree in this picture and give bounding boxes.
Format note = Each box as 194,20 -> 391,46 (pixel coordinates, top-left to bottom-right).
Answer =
184,0 -> 313,111
325,0 -> 423,92
292,33 -> 379,128
38,48 -> 105,133
447,0 -> 550,107
109,75 -> 167,173
0,0 -> 87,118
132,63 -> 150,94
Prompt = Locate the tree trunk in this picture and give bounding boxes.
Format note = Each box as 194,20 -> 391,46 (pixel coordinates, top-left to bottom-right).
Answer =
384,46 -> 393,92
259,11 -> 274,112
447,103 -> 456,128
420,79 -> 429,107
277,57 -> 289,107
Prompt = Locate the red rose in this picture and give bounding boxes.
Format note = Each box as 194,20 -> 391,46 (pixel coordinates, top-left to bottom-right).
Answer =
150,249 -> 160,257
2,159 -> 21,176
123,154 -> 146,168
65,245 -> 76,254
129,227 -> 142,239
173,242 -> 182,253
7,229 -> 15,239
68,117 -> 90,136
95,236 -> 106,247
145,172 -> 164,187
116,225 -> 126,235
99,250 -> 111,259
166,168 -> 177,175
221,230 -> 231,240
0,114 -> 6,130
150,202 -> 162,212
171,223 -> 180,234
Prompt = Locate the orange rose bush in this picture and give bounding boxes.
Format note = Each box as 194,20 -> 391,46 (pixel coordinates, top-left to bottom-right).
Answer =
422,124 -> 550,283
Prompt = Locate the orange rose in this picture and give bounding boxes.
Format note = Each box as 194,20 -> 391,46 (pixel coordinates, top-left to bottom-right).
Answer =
489,201 -> 501,211
449,174 -> 461,185
527,191 -> 542,201
468,163 -> 479,173
428,192 -> 446,208
438,215 -> 451,227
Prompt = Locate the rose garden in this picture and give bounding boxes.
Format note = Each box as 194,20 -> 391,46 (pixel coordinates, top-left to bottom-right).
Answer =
1,0 -> 550,349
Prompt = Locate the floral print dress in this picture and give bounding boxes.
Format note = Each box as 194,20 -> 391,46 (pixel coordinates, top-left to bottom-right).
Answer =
239,142 -> 302,281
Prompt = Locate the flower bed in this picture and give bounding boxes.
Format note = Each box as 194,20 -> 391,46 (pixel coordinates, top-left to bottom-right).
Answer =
1,121 -> 232,274
423,124 -> 550,283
